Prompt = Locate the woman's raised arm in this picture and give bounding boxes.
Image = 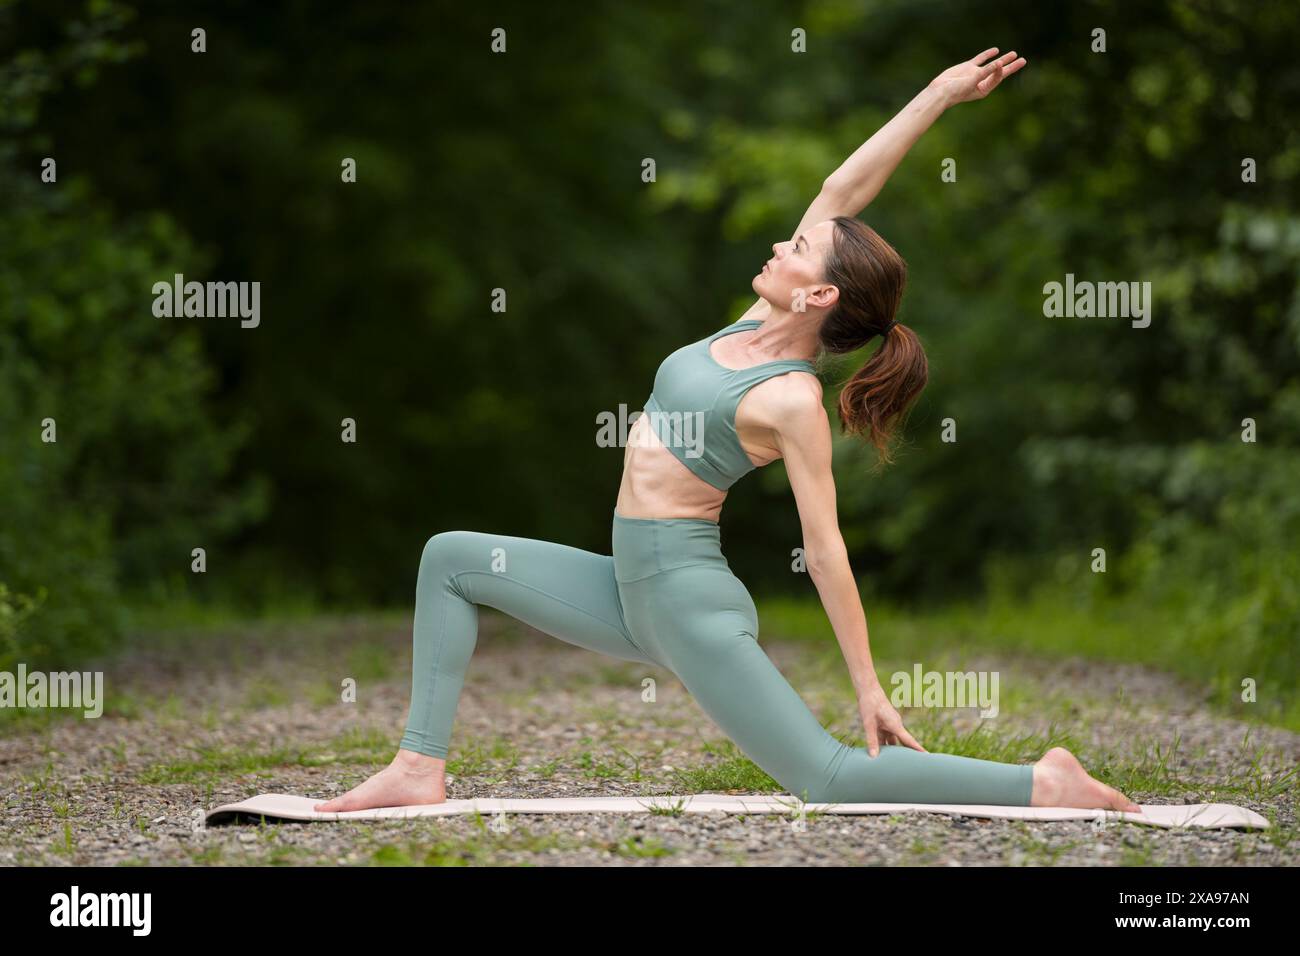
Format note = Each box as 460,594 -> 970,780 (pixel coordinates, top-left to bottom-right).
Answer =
817,47 -> 1027,219
736,48 -> 1025,323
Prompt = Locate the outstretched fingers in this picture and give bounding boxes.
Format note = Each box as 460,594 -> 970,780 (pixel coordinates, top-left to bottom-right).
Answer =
977,51 -> 1027,94
977,61 -> 1005,93
997,52 -> 1028,78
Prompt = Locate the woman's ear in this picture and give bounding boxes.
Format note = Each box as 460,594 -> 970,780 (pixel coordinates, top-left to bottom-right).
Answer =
808,283 -> 838,311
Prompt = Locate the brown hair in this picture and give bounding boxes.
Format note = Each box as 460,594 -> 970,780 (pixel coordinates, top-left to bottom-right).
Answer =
817,216 -> 928,468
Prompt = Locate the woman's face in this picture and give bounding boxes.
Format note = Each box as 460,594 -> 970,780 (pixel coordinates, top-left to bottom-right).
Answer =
752,218 -> 838,312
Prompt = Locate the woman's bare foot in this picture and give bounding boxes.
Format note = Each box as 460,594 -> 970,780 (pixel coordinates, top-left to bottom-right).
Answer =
1031,746 -> 1141,812
314,749 -> 447,812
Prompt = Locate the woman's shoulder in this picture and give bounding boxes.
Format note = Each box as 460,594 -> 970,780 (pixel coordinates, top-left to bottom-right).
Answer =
742,369 -> 826,427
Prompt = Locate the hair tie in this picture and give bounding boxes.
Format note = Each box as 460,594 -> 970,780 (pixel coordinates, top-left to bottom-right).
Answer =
879,320 -> 897,342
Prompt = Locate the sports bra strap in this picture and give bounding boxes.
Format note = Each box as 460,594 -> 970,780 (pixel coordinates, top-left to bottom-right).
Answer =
640,317 -> 817,491
708,318 -> 761,342
730,359 -> 816,384
710,319 -> 816,373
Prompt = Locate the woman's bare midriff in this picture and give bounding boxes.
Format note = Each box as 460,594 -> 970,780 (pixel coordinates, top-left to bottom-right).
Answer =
616,327 -> 805,522
615,413 -> 730,522
614,389 -> 786,523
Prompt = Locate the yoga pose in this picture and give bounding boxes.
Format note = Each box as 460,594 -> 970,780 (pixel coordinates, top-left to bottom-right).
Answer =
318,48 -> 1140,813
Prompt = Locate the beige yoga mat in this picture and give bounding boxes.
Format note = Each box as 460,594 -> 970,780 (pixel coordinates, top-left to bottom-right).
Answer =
204,792 -> 1269,830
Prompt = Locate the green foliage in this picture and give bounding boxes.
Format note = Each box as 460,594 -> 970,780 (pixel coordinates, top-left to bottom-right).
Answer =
0,1 -> 263,667
0,0 -> 1295,703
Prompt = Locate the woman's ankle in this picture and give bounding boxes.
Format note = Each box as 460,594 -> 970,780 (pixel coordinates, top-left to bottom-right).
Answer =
393,747 -> 446,773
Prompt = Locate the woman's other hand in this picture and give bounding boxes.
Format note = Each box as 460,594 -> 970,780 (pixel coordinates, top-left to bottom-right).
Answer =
857,680 -> 928,757
930,47 -> 1027,108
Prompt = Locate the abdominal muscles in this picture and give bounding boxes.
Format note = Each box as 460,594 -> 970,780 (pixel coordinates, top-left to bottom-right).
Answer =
615,412 -> 729,521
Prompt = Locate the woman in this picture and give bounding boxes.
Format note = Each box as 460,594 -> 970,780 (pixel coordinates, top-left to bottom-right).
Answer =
317,47 -> 1140,814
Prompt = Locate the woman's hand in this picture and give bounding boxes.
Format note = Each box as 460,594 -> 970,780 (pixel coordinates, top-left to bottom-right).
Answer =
857,681 -> 927,757
930,47 -> 1027,109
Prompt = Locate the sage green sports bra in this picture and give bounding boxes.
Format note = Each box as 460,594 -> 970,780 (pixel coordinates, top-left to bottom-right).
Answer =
640,319 -> 817,491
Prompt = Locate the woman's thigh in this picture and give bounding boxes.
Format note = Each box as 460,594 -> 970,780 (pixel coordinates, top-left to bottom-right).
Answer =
403,530 -> 661,759
420,530 -> 657,665
616,562 -> 1035,806
618,565 -> 843,798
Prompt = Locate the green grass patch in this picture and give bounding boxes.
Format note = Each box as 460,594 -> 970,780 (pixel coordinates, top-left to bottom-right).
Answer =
755,588 -> 1300,734
137,726 -> 397,786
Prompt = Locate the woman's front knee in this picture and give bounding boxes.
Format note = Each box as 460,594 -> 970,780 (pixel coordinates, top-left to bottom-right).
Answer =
420,530 -> 488,579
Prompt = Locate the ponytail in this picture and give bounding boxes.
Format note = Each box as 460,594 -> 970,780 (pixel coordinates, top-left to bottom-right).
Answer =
819,216 -> 929,467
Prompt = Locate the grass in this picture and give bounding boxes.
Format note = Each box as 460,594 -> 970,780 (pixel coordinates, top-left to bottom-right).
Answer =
120,592 -> 337,640
1010,828 -> 1087,865
668,738 -> 784,793
3,595 -> 1295,866
754,589 -> 1300,733
448,734 -> 522,780
11,594 -> 1288,811
363,813 -> 599,866
136,725 -> 397,786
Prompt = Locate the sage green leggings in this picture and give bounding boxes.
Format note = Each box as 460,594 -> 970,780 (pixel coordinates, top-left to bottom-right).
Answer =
399,512 -> 1035,805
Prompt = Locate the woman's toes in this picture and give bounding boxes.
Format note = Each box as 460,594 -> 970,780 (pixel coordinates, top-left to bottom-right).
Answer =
1103,784 -> 1140,813
316,792 -> 362,812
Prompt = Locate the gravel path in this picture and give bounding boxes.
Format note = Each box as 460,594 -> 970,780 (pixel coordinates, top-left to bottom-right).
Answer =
2,613 -> 1295,866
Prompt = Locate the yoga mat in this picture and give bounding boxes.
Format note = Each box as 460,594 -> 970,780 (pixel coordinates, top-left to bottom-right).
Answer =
204,792 -> 1269,830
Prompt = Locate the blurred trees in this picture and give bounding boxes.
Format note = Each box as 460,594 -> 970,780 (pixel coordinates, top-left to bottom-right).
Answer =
1,0 -> 1296,682
0,1 -> 265,667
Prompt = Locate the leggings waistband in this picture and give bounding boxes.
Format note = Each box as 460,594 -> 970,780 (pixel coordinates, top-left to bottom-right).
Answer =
612,510 -> 729,582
